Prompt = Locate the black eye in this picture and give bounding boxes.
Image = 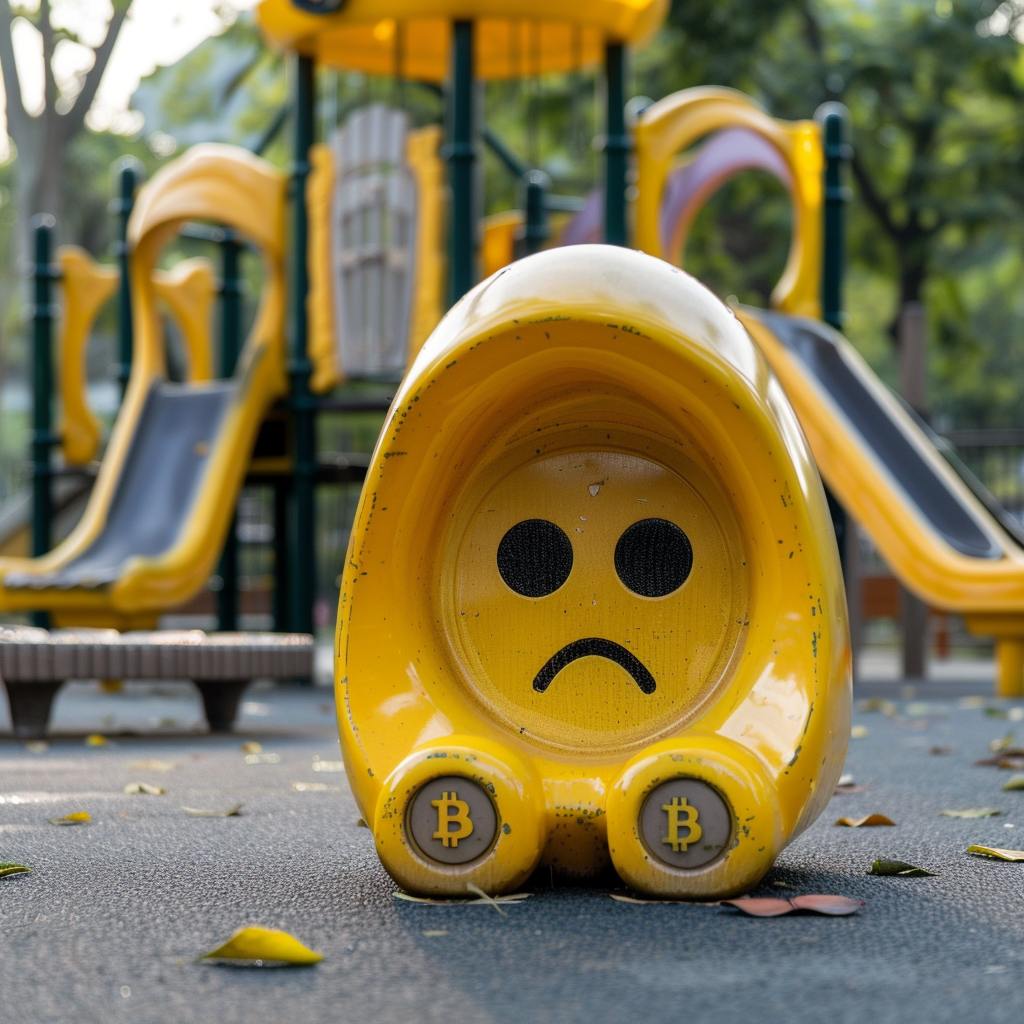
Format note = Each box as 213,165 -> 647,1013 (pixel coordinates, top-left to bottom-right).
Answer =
497,519 -> 573,597
615,518 -> 692,597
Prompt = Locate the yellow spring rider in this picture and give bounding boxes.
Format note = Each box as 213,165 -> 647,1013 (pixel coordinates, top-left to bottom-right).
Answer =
337,245 -> 850,899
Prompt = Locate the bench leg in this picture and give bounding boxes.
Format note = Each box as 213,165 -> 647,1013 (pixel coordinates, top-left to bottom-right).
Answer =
4,681 -> 62,740
195,680 -> 249,732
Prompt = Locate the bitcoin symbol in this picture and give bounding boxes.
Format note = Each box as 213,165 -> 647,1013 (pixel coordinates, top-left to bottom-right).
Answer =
661,796 -> 703,853
431,790 -> 474,848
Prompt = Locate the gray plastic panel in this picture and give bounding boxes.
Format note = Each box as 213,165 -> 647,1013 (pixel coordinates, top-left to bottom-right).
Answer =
4,382 -> 233,591
751,310 -> 1003,561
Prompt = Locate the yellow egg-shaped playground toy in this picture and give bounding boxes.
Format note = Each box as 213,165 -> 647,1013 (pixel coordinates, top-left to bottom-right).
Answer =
336,245 -> 850,899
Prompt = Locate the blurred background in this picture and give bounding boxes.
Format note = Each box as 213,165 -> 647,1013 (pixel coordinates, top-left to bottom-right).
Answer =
1,0 -> 1022,679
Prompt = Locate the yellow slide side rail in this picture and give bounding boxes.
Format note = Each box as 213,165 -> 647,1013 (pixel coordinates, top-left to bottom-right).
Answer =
634,86 -> 823,319
58,251 -> 217,466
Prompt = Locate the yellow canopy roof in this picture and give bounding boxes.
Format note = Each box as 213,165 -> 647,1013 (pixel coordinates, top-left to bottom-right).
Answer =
256,1 -> 669,81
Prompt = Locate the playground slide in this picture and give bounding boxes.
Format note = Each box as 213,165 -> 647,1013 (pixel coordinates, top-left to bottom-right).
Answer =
737,308 -> 1024,687
0,145 -> 287,627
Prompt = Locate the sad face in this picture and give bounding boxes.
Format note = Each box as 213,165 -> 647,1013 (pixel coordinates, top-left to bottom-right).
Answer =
445,440 -> 749,753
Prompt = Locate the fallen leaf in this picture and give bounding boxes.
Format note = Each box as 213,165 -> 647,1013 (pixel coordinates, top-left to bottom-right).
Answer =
835,813 -> 895,827
201,925 -> 323,966
940,807 -> 1002,819
123,782 -> 166,796
1001,775 -> 1024,792
129,759 -> 176,773
721,898 -> 794,917
355,817 -> 369,828
966,845 -> 1024,862
990,732 -> 1016,753
984,707 -> 1010,719
959,696 -> 987,709
929,746 -> 953,756
24,741 -> 48,754
975,753 -> 1024,770
0,863 -> 31,878
867,859 -> 936,877
244,753 -> 281,766
393,891 -> 532,906
788,895 -> 864,916
859,698 -> 896,716
851,725 -> 869,739
608,893 -> 700,905
182,804 -> 243,817
240,741 -> 262,754
422,930 -> 448,937
49,811 -> 91,826
85,734 -> 108,747
723,895 -> 862,917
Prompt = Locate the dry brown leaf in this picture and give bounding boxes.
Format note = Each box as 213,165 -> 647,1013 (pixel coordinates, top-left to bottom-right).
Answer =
966,845 -> 1024,862
835,813 -> 895,827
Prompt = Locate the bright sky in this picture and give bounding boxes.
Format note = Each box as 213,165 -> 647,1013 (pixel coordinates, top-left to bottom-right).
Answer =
0,0 -> 258,160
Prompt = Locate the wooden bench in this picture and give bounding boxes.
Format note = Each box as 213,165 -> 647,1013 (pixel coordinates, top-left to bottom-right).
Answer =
0,626 -> 315,739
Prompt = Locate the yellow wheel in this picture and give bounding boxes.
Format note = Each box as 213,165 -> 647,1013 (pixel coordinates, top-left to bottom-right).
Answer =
606,736 -> 782,899
373,735 -> 546,897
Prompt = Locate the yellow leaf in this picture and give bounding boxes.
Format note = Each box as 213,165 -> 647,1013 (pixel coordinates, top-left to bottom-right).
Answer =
85,734 -> 108,747
201,925 -> 323,966
966,845 -> 1024,862
123,782 -> 166,796
0,863 -> 31,878
835,813 -> 895,827
49,811 -> 91,826
1002,775 -> 1024,792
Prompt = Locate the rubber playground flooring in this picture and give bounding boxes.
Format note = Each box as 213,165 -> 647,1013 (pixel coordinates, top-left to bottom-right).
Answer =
1,679 -> 1023,1024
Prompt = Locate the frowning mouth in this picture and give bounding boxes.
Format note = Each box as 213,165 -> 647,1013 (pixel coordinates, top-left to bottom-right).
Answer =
532,638 -> 656,695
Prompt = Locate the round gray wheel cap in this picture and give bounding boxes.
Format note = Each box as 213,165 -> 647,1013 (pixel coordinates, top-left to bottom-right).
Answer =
406,776 -> 498,866
639,778 -> 733,870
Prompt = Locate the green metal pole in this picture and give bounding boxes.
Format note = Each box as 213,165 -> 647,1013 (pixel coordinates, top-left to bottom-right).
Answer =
29,214 -> 58,629
602,42 -> 629,246
817,103 -> 854,605
216,229 -> 243,632
518,169 -> 550,257
446,19 -> 477,305
112,157 -> 139,399
819,103 -> 850,331
288,53 -> 317,660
